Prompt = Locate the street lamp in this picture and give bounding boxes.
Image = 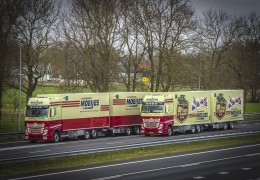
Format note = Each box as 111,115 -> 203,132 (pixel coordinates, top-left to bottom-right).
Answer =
18,42 -> 22,132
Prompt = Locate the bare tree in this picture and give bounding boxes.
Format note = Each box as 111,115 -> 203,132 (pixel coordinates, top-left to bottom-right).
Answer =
132,0 -> 196,92
63,0 -> 121,92
15,0 -> 60,102
198,9 -> 242,90
225,12 -> 260,102
0,0 -> 24,121
118,1 -> 146,92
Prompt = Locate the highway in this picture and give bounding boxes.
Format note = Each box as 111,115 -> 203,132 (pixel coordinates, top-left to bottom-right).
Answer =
0,120 -> 260,165
7,141 -> 260,180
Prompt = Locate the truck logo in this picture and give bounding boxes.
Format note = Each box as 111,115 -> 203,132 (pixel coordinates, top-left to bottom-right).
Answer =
126,98 -> 142,107
215,93 -> 226,119
32,123 -> 38,128
176,95 -> 189,123
81,98 -> 100,109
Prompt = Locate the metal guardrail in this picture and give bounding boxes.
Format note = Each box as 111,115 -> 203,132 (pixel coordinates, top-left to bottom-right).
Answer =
0,114 -> 259,136
0,132 -> 23,136
244,113 -> 260,117
0,130 -> 260,165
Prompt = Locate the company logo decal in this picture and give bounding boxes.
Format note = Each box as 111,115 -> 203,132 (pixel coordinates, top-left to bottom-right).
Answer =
215,93 -> 226,119
176,95 -> 188,123
81,98 -> 100,109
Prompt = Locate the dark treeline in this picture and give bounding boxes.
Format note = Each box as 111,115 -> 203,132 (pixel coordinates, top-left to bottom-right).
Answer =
1,0 -> 259,120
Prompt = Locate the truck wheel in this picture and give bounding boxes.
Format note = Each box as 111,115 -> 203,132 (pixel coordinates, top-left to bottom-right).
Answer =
53,131 -> 60,143
90,129 -> 98,139
83,130 -> 90,140
167,126 -> 173,136
229,122 -> 234,130
223,123 -> 228,130
125,127 -> 132,136
190,126 -> 196,134
133,126 -> 141,135
196,125 -> 201,133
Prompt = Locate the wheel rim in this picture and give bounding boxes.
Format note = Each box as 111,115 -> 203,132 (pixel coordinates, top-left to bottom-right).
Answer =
192,127 -> 195,133
54,132 -> 59,142
224,123 -> 227,130
85,131 -> 90,139
92,130 -> 97,138
135,127 -> 140,134
197,126 -> 201,133
168,127 -> 172,136
126,127 -> 131,135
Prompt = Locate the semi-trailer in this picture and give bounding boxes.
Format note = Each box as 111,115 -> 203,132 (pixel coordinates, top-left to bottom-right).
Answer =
24,92 -> 148,142
141,90 -> 244,136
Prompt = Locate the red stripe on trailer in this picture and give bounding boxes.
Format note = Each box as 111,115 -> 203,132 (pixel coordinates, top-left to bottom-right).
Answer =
101,105 -> 109,111
63,116 -> 110,130
113,99 -> 126,105
110,115 -> 142,127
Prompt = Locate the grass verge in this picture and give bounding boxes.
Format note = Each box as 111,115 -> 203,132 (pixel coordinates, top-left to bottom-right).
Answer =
1,134 -> 260,177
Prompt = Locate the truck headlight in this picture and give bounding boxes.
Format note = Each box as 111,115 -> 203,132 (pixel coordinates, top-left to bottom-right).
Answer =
43,129 -> 48,135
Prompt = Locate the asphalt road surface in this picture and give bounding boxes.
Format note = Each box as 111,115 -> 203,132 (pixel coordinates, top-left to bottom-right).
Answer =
0,120 -> 260,164
7,142 -> 260,180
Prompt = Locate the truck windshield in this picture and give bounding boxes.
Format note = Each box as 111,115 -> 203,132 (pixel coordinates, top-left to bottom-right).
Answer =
26,106 -> 48,117
142,105 -> 164,113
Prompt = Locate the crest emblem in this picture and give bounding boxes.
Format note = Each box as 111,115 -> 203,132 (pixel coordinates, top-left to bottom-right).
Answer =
215,93 -> 226,119
176,95 -> 189,123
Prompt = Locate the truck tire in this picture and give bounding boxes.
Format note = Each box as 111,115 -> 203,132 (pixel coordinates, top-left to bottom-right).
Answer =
223,123 -> 228,130
133,126 -> 141,135
90,129 -> 98,139
196,125 -> 201,133
167,126 -> 173,136
125,127 -> 132,136
190,126 -> 196,134
53,131 -> 60,143
229,122 -> 234,130
83,130 -> 90,140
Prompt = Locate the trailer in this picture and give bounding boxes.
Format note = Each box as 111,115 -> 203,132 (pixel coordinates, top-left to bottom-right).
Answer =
24,92 -> 148,142
141,90 -> 244,136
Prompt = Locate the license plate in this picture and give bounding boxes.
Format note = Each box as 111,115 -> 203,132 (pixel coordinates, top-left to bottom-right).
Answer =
149,132 -> 154,135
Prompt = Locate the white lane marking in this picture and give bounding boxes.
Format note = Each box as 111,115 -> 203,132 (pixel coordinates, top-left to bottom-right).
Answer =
0,142 -> 66,152
180,163 -> 200,167
106,142 -> 124,145
29,150 -> 51,154
218,172 -> 229,175
193,177 -> 205,179
241,168 -> 252,170
8,143 -> 260,180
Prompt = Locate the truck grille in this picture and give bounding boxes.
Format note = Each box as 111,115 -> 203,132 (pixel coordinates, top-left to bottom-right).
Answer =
27,123 -> 44,134
143,118 -> 160,128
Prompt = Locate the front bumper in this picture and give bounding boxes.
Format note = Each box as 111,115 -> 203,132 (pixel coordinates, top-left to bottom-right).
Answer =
144,128 -> 167,135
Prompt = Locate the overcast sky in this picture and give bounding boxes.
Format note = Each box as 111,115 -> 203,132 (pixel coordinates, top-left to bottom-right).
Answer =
192,0 -> 260,17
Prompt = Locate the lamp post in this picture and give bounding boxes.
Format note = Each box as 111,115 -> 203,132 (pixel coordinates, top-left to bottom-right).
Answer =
18,42 -> 22,132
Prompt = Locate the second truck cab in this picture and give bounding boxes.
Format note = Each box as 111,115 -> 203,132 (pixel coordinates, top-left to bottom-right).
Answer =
141,93 -> 174,136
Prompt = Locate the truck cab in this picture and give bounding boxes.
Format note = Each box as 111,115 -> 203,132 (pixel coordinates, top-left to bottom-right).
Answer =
25,97 -> 61,142
141,94 -> 174,136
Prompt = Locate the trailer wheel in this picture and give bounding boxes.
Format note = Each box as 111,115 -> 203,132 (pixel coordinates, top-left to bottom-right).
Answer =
190,126 -> 196,134
83,130 -> 90,140
125,127 -> 132,136
90,129 -> 98,139
53,131 -> 60,143
133,126 -> 141,135
229,122 -> 234,130
196,125 -> 201,133
223,123 -> 228,130
167,126 -> 173,136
